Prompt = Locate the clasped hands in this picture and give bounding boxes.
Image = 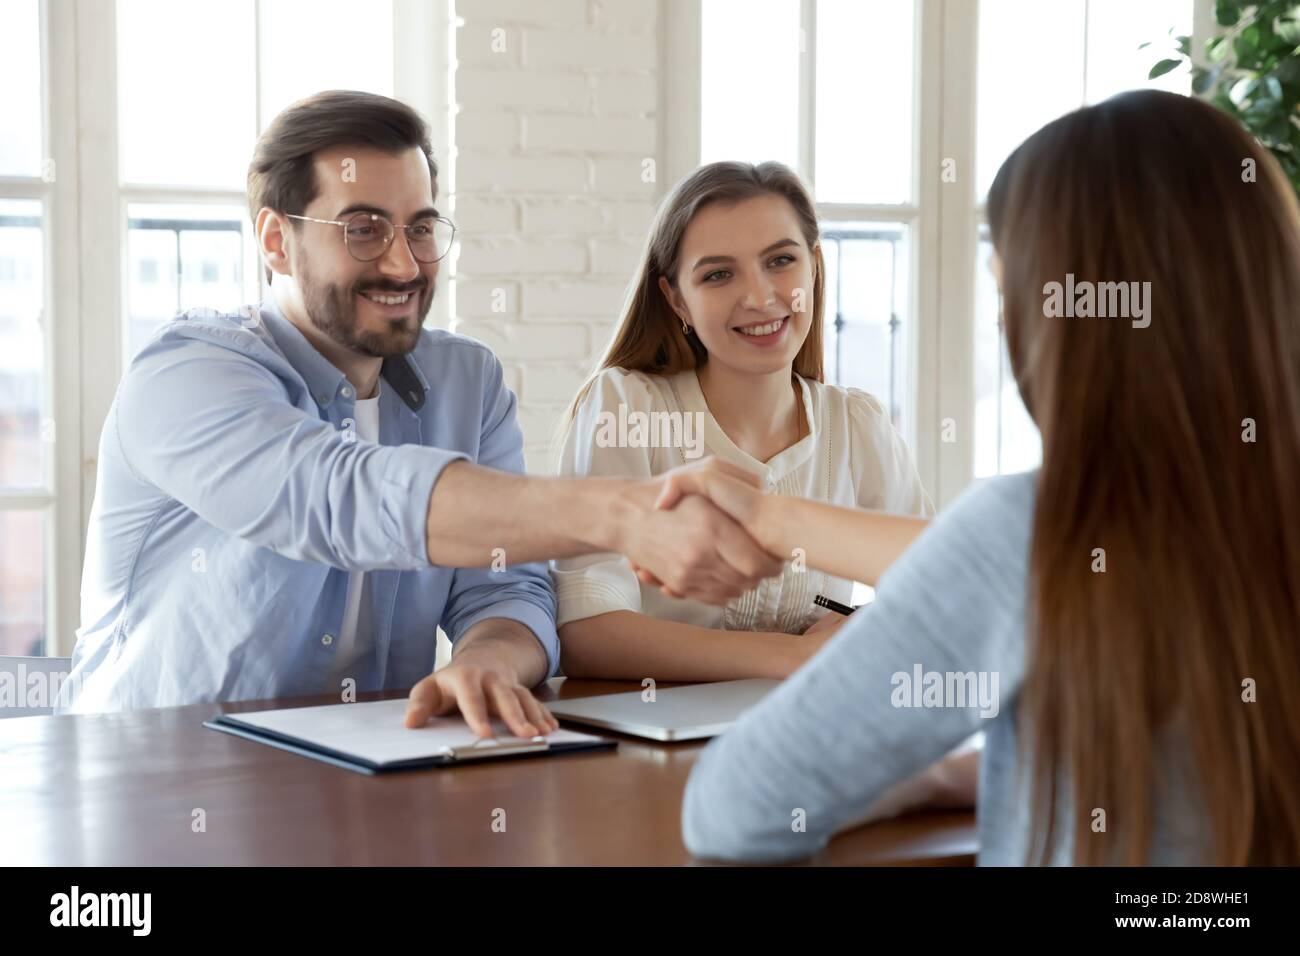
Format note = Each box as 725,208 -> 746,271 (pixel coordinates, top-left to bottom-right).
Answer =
619,457 -> 785,603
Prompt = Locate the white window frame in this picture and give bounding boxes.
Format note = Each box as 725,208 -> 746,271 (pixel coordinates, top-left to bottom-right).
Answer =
29,0 -> 454,656
665,0 -> 1218,507
0,0 -> 82,662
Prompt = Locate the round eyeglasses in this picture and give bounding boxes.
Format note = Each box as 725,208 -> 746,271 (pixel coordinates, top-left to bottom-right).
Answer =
286,211 -> 456,263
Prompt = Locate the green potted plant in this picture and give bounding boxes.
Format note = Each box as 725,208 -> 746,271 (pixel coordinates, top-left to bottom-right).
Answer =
1149,0 -> 1300,193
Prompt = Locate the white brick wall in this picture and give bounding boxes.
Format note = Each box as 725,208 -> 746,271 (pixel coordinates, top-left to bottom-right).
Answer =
451,0 -> 661,473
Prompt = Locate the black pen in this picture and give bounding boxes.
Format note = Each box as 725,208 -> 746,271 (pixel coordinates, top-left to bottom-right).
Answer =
813,594 -> 856,616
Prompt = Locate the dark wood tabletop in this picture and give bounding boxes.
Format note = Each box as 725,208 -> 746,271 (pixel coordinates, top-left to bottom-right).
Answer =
0,677 -> 977,866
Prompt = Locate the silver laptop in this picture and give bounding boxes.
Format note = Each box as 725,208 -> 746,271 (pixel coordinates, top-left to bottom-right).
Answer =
547,678 -> 779,741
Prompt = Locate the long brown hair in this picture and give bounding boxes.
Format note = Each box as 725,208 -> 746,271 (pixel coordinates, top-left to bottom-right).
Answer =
566,161 -> 825,423
988,90 -> 1300,865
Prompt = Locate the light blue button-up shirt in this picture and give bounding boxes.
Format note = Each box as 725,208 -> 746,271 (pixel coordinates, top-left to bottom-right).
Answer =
61,300 -> 558,713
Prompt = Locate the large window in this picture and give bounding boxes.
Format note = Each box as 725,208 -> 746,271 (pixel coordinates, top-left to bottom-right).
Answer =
694,0 -> 1204,500
972,0 -> 1194,477
4,0 -> 449,658
115,0 -> 397,360
701,0 -> 918,438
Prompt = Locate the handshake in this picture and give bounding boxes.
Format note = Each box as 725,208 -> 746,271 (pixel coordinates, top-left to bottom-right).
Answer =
428,455 -> 916,608
615,458 -> 786,606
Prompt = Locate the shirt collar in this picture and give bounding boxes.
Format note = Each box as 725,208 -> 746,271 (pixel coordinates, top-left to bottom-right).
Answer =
671,367 -> 816,481
256,298 -> 426,412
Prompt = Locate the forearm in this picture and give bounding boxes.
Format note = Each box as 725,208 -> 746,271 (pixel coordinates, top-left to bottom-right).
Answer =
425,462 -> 641,568
452,617 -> 550,687
851,747 -> 981,825
756,496 -> 928,586
559,610 -> 807,682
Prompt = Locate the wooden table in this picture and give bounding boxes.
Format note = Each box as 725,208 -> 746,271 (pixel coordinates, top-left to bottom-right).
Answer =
0,678 -> 977,866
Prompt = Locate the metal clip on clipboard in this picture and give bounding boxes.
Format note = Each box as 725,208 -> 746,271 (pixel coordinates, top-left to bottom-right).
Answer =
437,736 -> 550,762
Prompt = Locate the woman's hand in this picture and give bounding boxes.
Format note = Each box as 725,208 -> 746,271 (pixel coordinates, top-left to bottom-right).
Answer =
642,457 -> 931,591
618,486 -> 782,604
788,610 -> 848,668
653,456 -> 769,530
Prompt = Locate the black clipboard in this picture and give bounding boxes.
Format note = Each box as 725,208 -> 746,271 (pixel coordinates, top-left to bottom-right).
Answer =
204,713 -> 617,776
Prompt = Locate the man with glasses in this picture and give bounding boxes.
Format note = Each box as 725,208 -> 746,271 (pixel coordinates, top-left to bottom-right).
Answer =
65,91 -> 781,733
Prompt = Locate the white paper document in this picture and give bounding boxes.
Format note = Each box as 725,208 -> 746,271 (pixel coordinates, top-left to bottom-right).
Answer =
218,697 -> 607,766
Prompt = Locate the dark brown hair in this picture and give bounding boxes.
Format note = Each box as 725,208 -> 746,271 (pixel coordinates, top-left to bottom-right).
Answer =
247,89 -> 438,282
989,90 -> 1300,865
566,161 -> 825,423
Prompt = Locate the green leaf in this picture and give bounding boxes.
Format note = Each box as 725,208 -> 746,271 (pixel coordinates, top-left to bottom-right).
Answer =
1216,0 -> 1244,27
1193,66 -> 1222,94
1149,58 -> 1183,80
1208,35 -> 1230,63
1236,26 -> 1264,67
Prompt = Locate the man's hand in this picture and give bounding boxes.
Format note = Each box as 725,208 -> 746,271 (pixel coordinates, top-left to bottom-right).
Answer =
404,620 -> 558,738
614,462 -> 784,605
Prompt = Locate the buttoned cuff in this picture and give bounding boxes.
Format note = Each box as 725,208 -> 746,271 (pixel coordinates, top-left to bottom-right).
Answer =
452,598 -> 561,680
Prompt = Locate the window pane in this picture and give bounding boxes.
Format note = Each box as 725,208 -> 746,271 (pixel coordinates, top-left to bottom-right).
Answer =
701,0 -> 801,169
973,235 -> 1040,478
0,199 -> 47,490
126,204 -> 254,359
976,0 -> 1086,200
1085,0 -> 1193,103
815,0 -> 915,204
258,0 -> 394,125
976,0 -> 1194,199
821,222 -> 911,437
974,0 -> 1192,476
0,508 -> 46,657
0,0 -> 42,177
118,0 -> 257,186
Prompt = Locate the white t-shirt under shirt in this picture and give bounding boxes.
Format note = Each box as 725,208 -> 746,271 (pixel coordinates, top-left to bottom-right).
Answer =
330,389 -> 382,685
552,367 -> 934,634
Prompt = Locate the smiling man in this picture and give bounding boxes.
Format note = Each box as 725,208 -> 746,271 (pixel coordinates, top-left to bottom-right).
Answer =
63,91 -> 782,732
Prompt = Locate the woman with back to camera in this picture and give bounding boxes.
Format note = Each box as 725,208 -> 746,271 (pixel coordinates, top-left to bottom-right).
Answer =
671,90 -> 1300,864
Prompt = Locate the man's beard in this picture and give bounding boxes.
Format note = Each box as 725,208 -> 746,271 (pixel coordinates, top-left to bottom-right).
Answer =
298,259 -> 431,358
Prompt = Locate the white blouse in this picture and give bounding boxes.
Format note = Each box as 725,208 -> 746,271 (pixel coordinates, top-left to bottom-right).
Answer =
552,366 -> 933,634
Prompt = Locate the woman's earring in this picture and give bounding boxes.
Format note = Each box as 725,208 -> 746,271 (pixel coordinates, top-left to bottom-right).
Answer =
681,319 -> 691,335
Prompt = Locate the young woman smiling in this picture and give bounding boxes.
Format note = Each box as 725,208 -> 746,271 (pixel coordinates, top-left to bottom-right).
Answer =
551,162 -> 933,682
